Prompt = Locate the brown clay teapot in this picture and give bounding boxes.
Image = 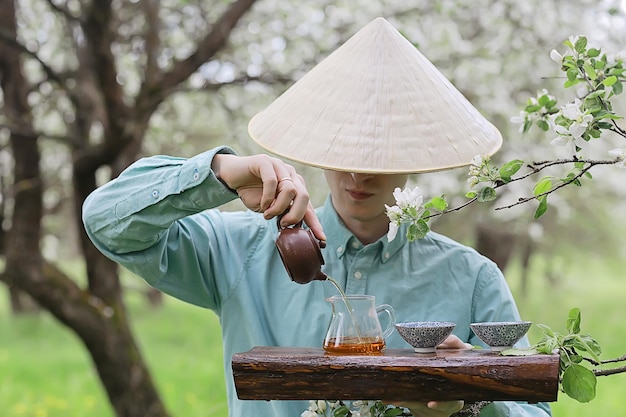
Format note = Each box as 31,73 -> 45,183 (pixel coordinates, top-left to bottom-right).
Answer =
275,217 -> 327,284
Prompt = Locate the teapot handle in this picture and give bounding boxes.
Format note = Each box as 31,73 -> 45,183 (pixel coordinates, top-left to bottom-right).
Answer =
376,304 -> 397,339
276,213 -> 303,230
276,215 -> 326,248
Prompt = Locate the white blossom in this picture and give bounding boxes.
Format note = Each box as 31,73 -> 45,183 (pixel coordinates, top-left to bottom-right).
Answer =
470,154 -> 484,167
385,186 -> 427,242
385,204 -> 402,222
561,99 -> 591,128
609,148 -> 626,168
392,186 -> 423,210
550,128 -> 587,154
386,222 -> 399,242
609,148 -> 624,159
316,400 -> 327,413
510,111 -> 527,133
550,49 -> 563,64
301,410 -> 318,417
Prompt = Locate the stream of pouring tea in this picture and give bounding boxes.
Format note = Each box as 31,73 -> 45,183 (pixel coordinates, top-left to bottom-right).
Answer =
324,277 -> 387,354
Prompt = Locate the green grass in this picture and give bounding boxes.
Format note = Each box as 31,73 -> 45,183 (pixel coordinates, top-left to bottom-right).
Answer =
506,251 -> 626,417
1,250 -> 625,417
0,285 -> 227,417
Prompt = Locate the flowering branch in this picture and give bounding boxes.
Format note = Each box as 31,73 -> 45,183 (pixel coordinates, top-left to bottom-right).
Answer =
386,35 -> 625,241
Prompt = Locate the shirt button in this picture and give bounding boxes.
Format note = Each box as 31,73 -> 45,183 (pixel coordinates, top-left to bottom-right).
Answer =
193,168 -> 200,181
151,189 -> 160,199
354,271 -> 362,279
336,247 -> 343,254
384,252 -> 390,259
351,241 -> 360,249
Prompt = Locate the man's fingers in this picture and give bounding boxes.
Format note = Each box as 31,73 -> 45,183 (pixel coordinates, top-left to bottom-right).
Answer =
427,400 -> 464,413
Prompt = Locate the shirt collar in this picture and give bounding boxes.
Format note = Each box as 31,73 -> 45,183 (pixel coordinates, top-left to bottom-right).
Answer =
317,195 -> 408,263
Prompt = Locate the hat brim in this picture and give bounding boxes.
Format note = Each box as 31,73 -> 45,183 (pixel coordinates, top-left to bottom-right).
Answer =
248,17 -> 503,174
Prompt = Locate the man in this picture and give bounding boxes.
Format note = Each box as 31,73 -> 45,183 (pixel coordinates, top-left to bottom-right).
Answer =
82,18 -> 551,417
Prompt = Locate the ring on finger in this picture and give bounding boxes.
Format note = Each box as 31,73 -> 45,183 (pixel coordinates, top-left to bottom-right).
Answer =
278,177 -> 294,184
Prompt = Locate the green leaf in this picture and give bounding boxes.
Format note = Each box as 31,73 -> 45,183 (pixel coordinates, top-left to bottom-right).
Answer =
533,178 -> 552,196
535,323 -> 556,338
499,159 -> 524,180
567,308 -> 581,334
384,407 -> 404,417
567,68 -> 579,81
477,186 -> 497,202
587,104 -> 602,114
562,363 -> 597,403
465,191 -> 477,199
583,63 -> 597,80
525,104 -> 542,112
536,120 -> 550,131
501,347 -> 539,356
408,220 -> 430,241
613,81 -> 623,95
587,48 -> 601,57
534,195 -> 548,219
588,128 -> 601,138
538,94 -> 551,106
333,405 -> 351,417
602,75 -> 618,86
535,336 -> 560,354
572,334 -> 602,361
425,196 -> 448,212
586,90 -> 605,99
574,36 -> 588,54
522,119 -> 533,134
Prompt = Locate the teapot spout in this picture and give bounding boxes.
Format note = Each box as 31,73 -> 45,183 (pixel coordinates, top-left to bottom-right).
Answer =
313,270 -> 328,282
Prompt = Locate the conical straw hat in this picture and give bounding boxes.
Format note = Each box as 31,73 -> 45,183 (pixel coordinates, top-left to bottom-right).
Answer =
248,17 -> 502,174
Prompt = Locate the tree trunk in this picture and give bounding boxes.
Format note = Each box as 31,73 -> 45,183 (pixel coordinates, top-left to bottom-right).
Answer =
0,2 -> 168,416
9,286 -> 39,313
1,0 -> 258,415
475,222 -> 517,272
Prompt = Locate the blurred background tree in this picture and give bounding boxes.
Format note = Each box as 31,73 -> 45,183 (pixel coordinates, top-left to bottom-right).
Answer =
0,1 -> 624,416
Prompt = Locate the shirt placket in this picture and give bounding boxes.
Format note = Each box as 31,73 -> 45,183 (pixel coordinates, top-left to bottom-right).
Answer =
344,240 -> 377,295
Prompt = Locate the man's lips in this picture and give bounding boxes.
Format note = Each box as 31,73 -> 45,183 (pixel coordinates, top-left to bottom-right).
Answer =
347,189 -> 374,200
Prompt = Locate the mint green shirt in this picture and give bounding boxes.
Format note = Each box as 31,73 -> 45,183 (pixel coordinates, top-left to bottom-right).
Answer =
82,147 -> 551,417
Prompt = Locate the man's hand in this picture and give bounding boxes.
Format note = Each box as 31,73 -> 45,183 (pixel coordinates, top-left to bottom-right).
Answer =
384,335 -> 470,416
390,401 -> 464,417
438,334 -> 473,350
212,153 -> 326,241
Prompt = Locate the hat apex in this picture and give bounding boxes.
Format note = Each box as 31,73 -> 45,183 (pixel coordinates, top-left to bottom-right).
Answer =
248,17 -> 502,174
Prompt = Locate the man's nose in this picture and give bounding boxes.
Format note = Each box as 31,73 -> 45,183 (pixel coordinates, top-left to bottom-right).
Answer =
350,172 -> 375,182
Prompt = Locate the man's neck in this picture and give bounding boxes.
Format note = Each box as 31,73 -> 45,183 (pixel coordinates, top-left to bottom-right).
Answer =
342,217 -> 389,245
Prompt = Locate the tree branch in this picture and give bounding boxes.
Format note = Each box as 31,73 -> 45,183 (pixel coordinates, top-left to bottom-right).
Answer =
594,366 -> 626,377
0,28 -> 67,86
494,158 -> 619,211
0,123 -> 81,146
139,0 -> 258,113
42,0 -> 83,23
585,354 -> 626,367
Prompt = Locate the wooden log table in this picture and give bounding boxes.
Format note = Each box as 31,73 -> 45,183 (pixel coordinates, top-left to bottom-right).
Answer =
232,346 -> 559,403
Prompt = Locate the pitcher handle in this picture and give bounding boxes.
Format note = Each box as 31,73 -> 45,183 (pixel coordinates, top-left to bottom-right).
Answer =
376,304 -> 396,339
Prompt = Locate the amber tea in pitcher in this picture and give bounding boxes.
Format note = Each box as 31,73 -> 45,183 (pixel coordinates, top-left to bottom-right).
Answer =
322,294 -> 395,355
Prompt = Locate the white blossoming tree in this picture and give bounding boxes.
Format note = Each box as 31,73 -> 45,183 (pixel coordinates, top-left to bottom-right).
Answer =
384,35 -> 626,405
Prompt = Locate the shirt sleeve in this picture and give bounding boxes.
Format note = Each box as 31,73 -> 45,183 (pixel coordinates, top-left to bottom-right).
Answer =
470,262 -> 553,417
480,401 -> 552,417
81,146 -> 242,309
82,146 -> 238,253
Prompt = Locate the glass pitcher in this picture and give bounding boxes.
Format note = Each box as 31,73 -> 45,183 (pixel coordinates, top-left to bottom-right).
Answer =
323,295 -> 395,354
